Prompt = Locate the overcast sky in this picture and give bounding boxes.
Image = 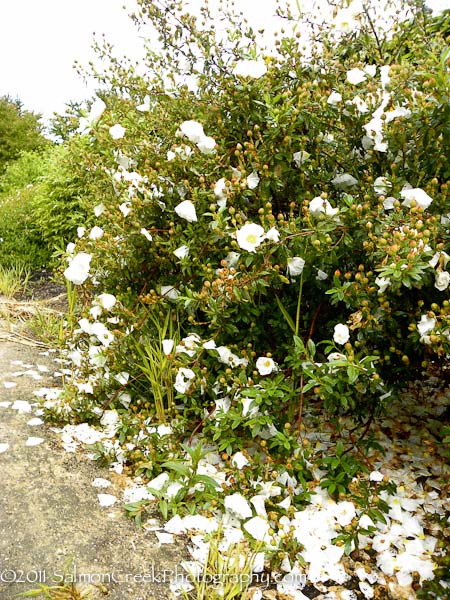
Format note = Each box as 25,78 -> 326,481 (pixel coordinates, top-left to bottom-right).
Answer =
0,0 -> 296,122
0,0 -> 447,123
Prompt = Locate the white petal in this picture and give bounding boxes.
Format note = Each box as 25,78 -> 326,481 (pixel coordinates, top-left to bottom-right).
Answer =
98,493 -> 117,507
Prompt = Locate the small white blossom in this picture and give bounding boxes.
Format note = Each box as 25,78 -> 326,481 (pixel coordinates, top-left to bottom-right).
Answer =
174,368 -> 195,394
109,124 -> 126,140
96,293 -> 116,310
174,245 -> 190,259
246,171 -> 260,189
77,227 -> 86,238
264,227 -> 280,243
233,59 -> 267,79
417,314 -> 436,336
332,173 -> 358,189
119,202 -> 132,217
236,223 -> 265,252
231,452 -> 249,469
160,286 -> 180,301
327,91 -> 342,106
244,516 -> 270,541
333,323 -> 350,345
224,493 -> 253,519
64,252 -> 92,285
141,228 -> 153,241
400,187 -> 433,210
89,226 -> 104,240
435,271 -> 450,291
94,203 -> 105,217
375,276 -> 391,293
256,357 -> 277,376
196,136 -> 216,155
373,177 -> 392,195
162,339 -> 175,355
293,150 -> 310,167
179,120 -> 205,143
287,257 -> 305,277
309,196 -> 339,217
175,200 -> 197,223
346,68 -> 366,85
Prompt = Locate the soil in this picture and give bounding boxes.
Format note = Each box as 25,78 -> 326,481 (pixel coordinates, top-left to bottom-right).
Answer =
0,292 -> 188,600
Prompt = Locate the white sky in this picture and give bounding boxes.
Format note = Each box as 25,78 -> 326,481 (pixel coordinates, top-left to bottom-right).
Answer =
0,0 -> 293,123
0,0 -> 447,123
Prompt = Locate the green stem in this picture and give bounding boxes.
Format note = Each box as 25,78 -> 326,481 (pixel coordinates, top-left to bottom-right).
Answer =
295,272 -> 304,337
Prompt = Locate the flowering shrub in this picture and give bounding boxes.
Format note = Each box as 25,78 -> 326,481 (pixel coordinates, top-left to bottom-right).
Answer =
50,0 -> 450,482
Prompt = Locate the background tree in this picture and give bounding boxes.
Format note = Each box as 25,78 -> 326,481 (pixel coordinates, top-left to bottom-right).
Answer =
0,95 -> 49,173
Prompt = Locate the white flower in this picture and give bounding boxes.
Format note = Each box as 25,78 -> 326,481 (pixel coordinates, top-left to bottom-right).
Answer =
246,171 -> 260,189
91,322 -> 114,347
77,227 -> 86,238
332,173 -> 358,189
256,357 -> 277,376
174,245 -> 190,259
328,352 -> 346,362
162,339 -> 175,355
264,227 -> 280,243
351,95 -> 369,114
435,271 -> 450,291
373,177 -> 392,195
429,251 -> 450,269
346,68 -> 366,85
231,452 -> 249,469
119,202 -> 132,217
89,226 -> 104,240
417,314 -> 436,337
244,516 -> 270,541
109,124 -> 126,140
369,470 -> 384,482
98,493 -> 117,507
380,65 -> 391,88
233,59 -> 267,79
400,187 -> 433,210
64,252 -> 92,285
309,196 -> 338,217
160,285 -> 180,301
287,257 -> 305,277
327,91 -> 342,106
333,323 -> 350,345
333,501 -> 356,526
383,196 -> 396,210
175,200 -> 197,223
293,150 -> 310,167
375,276 -> 391,293
224,493 -> 253,519
167,145 -> 193,161
214,178 -> 227,205
96,293 -> 116,310
178,120 -> 205,143
236,223 -> 265,252
88,98 -> 106,121
316,269 -> 328,281
136,95 -> 151,112
196,136 -> 216,155
174,368 -> 195,394
141,228 -> 153,241
94,203 -> 105,217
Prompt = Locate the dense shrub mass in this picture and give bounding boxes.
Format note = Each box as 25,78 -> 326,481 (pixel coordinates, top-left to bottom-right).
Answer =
57,0 -> 450,432
19,0 -> 450,594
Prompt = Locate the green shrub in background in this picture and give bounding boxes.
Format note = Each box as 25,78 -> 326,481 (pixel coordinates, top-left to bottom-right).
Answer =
0,150 -> 51,269
0,136 -> 110,270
